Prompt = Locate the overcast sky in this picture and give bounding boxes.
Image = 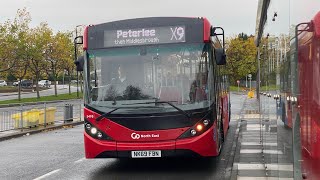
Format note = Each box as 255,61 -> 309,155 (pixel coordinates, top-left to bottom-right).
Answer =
0,0 -> 319,37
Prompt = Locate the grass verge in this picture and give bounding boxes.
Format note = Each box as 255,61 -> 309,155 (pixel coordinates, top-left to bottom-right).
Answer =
0,92 -> 83,105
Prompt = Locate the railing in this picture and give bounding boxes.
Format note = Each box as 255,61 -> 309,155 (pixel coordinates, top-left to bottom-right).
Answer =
0,100 -> 83,132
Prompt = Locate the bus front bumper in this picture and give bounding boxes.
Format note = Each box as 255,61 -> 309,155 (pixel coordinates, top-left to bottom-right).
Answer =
84,126 -> 219,158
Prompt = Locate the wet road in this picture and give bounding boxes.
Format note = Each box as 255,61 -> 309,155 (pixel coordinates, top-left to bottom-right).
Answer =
0,92 -> 245,180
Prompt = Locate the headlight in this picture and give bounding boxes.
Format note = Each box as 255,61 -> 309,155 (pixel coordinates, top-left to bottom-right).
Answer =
85,123 -> 91,130
196,124 -> 203,131
190,129 -> 197,136
97,132 -> 103,139
90,127 -> 97,135
84,119 -> 113,141
178,118 -> 212,139
203,119 -> 209,126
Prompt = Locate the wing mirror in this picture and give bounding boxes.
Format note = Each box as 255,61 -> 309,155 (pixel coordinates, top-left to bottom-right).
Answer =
75,56 -> 84,72
215,48 -> 226,65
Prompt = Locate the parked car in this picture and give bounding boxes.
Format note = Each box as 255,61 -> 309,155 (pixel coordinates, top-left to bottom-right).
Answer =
13,81 -> 19,86
20,80 -> 33,88
38,80 -> 51,87
0,80 -> 7,86
13,79 -> 25,86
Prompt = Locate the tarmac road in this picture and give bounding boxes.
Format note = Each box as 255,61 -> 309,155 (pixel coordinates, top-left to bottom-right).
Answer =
0,92 -> 245,180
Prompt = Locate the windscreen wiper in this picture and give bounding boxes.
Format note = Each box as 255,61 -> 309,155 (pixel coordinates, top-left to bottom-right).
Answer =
95,105 -> 161,121
96,107 -> 121,121
122,101 -> 191,119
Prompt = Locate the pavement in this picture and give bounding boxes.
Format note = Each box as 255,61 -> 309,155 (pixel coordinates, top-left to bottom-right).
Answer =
231,93 -> 294,180
0,120 -> 84,142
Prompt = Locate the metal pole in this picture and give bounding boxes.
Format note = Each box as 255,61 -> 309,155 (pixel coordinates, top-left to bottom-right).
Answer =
276,38 -> 281,89
44,102 -> 47,127
62,70 -> 65,89
246,75 -> 248,88
257,48 -> 261,103
75,26 -> 79,98
20,104 -> 23,131
79,103 -> 82,121
74,50 -> 79,98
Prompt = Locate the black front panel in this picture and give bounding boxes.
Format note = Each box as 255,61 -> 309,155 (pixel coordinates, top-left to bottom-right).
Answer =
88,17 -> 204,49
107,110 -> 212,131
85,105 -> 212,131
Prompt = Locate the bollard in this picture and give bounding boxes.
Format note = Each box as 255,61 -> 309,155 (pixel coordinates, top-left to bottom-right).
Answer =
64,104 -> 69,123
247,91 -> 254,98
70,104 -> 73,121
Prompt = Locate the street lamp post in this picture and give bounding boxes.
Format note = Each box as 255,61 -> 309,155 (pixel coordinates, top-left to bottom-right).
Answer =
248,74 -> 252,91
75,25 -> 83,98
275,36 -> 288,91
62,70 -> 65,89
246,75 -> 248,88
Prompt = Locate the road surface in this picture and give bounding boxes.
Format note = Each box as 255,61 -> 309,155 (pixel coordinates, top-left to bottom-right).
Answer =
0,93 -> 246,180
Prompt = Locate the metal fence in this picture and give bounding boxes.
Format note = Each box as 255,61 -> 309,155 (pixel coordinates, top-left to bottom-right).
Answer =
0,100 -> 83,132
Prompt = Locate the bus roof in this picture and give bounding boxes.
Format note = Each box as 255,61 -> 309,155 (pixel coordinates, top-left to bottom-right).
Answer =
313,11 -> 320,38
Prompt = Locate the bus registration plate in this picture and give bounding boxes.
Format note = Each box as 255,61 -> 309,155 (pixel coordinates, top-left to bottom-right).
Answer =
131,150 -> 161,158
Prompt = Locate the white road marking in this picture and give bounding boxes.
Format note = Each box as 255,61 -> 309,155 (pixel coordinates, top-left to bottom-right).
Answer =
33,169 -> 61,180
246,124 -> 262,128
241,142 -> 277,146
244,124 -> 278,128
237,176 -> 293,180
266,164 -> 293,171
74,157 -> 86,164
242,114 -> 260,119
240,149 -> 283,154
236,163 -> 293,171
244,128 -> 276,131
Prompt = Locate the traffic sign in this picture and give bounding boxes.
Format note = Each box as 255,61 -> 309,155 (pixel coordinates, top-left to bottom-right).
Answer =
237,80 -> 240,84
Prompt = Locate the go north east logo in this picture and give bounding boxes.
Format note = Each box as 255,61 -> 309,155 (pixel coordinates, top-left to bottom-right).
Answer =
131,132 -> 160,139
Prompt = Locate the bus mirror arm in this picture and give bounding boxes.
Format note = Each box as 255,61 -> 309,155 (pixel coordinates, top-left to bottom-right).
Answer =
211,27 -> 225,50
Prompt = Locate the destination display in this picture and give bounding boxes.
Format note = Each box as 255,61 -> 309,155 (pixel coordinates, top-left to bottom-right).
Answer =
104,26 -> 186,47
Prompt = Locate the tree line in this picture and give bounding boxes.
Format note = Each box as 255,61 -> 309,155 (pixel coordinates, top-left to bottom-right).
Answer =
224,33 -> 258,86
225,33 -> 290,87
0,9 -> 278,100
0,8 -> 78,100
